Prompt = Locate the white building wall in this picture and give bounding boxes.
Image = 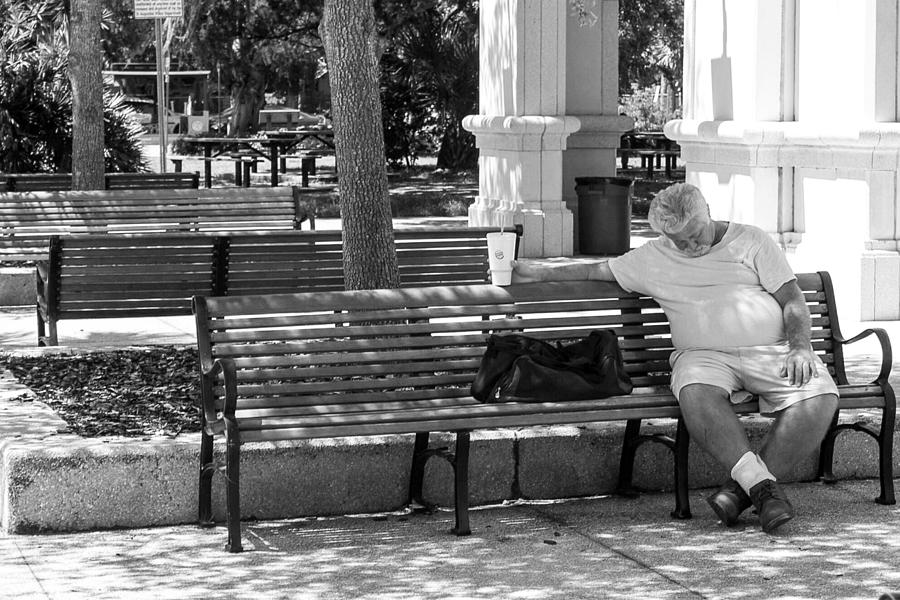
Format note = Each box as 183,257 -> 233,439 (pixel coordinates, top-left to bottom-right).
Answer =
669,0 -> 900,320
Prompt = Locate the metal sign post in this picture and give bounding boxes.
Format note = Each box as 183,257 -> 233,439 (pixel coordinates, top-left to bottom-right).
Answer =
154,19 -> 167,171
134,0 -> 184,172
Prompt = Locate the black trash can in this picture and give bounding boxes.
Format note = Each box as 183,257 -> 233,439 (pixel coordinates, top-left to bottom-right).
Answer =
575,176 -> 633,255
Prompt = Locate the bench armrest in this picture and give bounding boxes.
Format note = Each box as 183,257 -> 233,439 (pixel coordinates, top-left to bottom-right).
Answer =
835,327 -> 893,385
200,357 -> 238,436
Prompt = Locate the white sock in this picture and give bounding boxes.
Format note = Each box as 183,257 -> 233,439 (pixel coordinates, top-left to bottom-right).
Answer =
730,451 -> 776,495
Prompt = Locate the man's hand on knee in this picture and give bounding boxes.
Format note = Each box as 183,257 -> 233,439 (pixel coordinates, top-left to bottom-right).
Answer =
780,347 -> 819,387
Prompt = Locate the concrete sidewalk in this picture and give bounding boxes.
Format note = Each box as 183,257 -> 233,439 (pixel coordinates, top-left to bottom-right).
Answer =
2,478 -> 900,599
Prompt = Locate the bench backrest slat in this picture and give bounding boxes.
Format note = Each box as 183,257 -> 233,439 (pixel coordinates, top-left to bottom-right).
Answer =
0,172 -> 201,191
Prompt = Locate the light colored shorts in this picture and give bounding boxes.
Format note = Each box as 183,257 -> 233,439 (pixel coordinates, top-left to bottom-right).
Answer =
669,343 -> 839,414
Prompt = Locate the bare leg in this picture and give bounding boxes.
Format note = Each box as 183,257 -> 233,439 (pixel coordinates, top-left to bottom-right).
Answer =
759,393 -> 838,479
678,383 -> 751,471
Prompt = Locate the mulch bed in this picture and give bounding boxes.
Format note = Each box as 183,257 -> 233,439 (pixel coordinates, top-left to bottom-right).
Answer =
1,346 -> 200,438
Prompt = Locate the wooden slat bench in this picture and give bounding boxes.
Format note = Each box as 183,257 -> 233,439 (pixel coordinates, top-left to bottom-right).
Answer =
34,225 -> 522,345
191,272 -> 895,552
0,172 -> 201,192
0,186 -> 315,262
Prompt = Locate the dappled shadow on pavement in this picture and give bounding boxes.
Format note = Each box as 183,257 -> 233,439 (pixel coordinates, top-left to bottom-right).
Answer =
3,481 -> 899,600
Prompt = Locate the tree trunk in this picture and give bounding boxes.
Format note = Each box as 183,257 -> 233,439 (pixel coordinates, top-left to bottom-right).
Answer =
320,0 -> 399,291
68,0 -> 105,190
229,74 -> 266,136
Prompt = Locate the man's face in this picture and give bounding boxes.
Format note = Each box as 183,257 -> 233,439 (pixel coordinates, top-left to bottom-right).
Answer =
665,215 -> 715,257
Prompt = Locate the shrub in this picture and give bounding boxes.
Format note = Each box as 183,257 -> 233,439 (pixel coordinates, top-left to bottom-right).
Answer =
0,1 -> 147,173
620,85 -> 681,132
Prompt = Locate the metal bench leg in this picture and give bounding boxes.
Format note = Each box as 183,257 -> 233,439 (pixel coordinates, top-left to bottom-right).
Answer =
616,419 -> 643,497
816,410 -> 840,484
671,418 -> 692,519
452,430 -> 472,536
44,320 -> 58,347
224,419 -> 243,553
243,161 -> 252,187
198,430 -> 216,527
876,387 -> 896,505
408,431 -> 431,507
36,307 -> 46,346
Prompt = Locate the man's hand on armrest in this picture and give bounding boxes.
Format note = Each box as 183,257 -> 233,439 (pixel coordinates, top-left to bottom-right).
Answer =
511,260 -> 615,283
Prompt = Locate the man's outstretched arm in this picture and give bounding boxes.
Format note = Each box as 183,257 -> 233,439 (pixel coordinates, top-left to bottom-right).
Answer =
771,280 -> 819,387
511,260 -> 616,283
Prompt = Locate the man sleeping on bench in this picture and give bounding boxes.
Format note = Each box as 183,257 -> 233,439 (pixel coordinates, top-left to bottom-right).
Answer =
512,182 -> 839,534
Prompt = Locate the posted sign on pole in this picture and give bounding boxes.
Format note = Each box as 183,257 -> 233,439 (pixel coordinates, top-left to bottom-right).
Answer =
133,0 -> 183,19
133,0 -> 183,171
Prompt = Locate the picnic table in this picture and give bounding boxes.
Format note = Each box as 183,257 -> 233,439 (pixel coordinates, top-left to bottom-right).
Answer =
181,129 -> 335,188
618,131 -> 681,178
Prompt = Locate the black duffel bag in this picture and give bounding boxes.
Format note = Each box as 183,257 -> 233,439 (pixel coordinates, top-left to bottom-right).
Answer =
470,330 -> 633,403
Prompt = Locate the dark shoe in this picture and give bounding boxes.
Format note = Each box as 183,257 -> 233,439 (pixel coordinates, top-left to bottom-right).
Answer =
749,479 -> 795,533
707,479 -> 752,526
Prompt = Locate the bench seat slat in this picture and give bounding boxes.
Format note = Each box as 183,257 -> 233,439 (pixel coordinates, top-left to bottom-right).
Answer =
238,406 -> 688,441
233,392 -> 680,423
233,384 -> 885,431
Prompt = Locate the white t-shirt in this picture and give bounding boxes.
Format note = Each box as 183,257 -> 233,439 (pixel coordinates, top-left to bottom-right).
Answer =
608,222 -> 796,350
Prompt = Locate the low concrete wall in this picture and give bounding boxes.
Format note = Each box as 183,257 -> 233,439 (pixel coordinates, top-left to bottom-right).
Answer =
0,268 -> 33,306
1,374 -> 895,533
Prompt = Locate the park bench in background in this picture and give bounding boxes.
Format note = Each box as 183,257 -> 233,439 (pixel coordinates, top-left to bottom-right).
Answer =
34,225 -> 522,345
191,272 -> 894,552
0,186 -> 314,262
0,172 -> 200,192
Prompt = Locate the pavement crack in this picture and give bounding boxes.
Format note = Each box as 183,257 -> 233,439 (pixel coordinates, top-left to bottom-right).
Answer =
526,504 -> 709,599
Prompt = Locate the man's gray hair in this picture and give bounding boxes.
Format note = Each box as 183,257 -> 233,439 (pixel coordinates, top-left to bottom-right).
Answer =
647,183 -> 709,234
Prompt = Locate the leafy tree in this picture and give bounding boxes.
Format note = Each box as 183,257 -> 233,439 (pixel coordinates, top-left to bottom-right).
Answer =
181,0 -> 322,136
0,0 -> 146,173
378,0 -> 478,169
101,0 -> 155,64
618,0 -> 683,97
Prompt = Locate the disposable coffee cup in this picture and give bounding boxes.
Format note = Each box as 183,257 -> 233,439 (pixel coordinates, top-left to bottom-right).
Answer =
486,231 -> 517,286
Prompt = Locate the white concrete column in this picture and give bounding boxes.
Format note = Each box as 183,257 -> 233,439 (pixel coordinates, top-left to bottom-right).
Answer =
668,0 -> 900,320
464,0 -> 629,257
